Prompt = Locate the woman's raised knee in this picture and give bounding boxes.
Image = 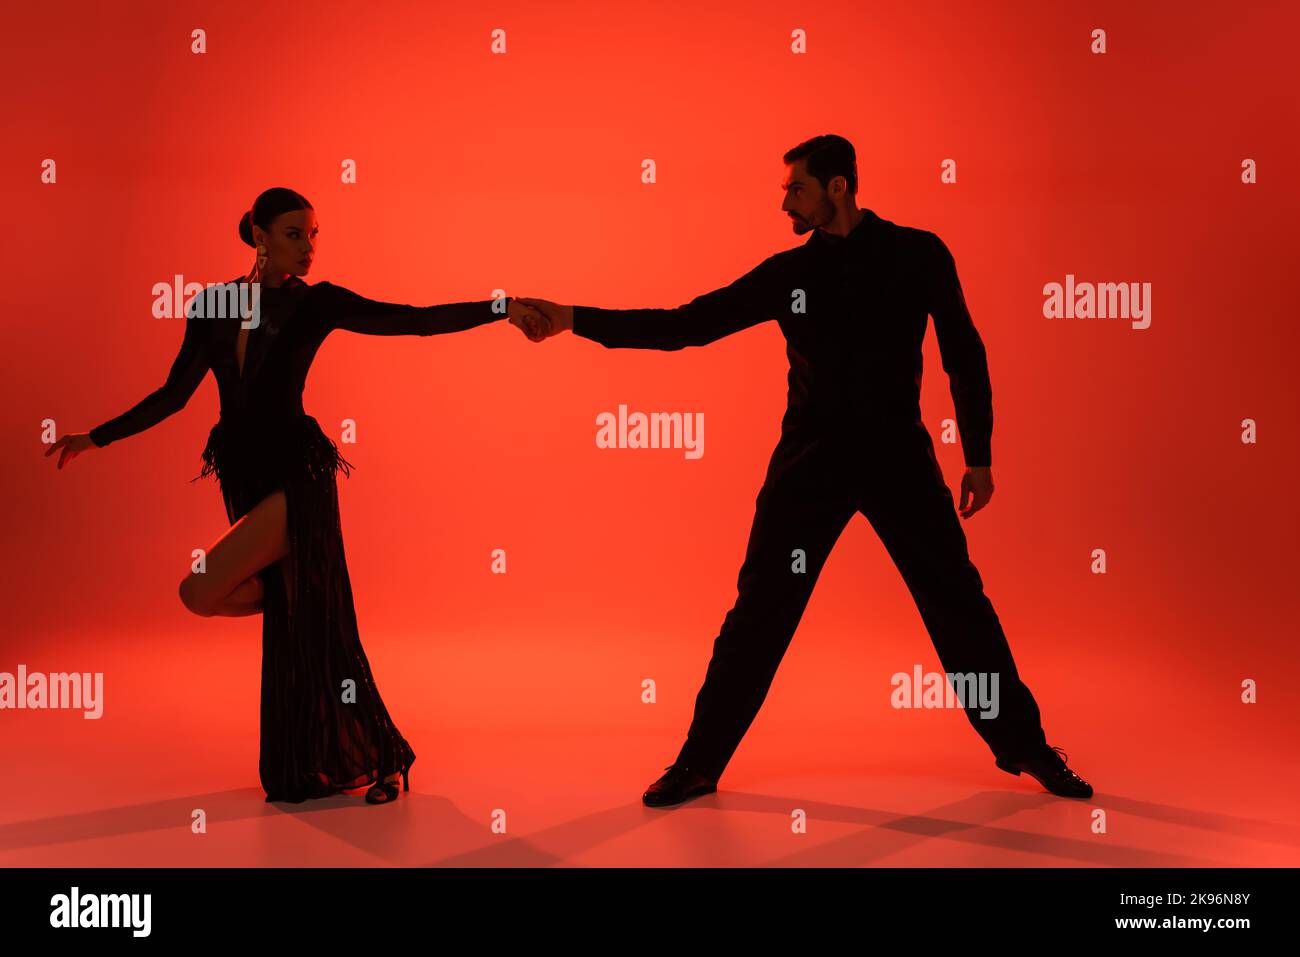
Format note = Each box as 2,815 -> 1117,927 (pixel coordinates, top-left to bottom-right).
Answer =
178,573 -> 216,617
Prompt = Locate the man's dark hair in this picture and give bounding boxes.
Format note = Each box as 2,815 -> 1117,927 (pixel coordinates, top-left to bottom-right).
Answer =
783,134 -> 857,196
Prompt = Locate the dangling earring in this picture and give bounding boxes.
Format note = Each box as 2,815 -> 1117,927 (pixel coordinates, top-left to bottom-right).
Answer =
254,243 -> 268,282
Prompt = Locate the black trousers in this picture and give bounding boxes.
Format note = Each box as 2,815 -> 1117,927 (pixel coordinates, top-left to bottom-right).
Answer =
673,418 -> 1050,782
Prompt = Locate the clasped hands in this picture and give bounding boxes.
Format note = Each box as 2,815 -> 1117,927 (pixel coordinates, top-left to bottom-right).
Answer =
507,298 -> 573,343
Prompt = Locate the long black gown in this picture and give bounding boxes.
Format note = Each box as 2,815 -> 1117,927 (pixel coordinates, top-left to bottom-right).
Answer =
89,276 -> 504,802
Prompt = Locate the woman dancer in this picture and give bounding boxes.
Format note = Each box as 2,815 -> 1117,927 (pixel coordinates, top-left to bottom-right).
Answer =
46,187 -> 547,804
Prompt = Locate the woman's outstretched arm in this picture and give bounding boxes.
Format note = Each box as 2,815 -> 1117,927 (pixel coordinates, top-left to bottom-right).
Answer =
47,301 -> 211,469
317,282 -> 542,338
88,305 -> 212,448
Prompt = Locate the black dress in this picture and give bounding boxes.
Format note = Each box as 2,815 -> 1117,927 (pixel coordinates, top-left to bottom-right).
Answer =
90,276 -> 504,802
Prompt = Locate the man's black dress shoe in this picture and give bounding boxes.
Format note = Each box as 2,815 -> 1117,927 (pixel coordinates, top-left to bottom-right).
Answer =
996,745 -> 1093,798
643,764 -> 718,807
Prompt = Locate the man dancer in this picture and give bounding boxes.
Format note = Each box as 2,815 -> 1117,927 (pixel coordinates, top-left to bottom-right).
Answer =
515,134 -> 1092,806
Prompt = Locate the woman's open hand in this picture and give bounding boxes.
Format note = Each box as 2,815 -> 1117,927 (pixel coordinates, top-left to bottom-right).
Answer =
45,432 -> 97,470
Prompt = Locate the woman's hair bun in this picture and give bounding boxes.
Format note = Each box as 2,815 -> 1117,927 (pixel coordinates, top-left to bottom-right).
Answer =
239,189 -> 312,249
238,209 -> 255,248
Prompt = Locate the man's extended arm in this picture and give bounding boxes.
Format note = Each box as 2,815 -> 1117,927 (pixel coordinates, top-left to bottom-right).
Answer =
926,232 -> 993,468
566,253 -> 790,351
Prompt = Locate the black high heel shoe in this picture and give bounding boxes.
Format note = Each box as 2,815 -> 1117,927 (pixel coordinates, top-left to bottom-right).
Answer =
364,767 -> 410,805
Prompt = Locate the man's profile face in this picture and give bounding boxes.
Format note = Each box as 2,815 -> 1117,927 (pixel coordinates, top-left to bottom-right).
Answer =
781,159 -> 837,235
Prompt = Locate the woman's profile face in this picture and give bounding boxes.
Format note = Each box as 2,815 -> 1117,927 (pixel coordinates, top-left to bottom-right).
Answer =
253,208 -> 318,278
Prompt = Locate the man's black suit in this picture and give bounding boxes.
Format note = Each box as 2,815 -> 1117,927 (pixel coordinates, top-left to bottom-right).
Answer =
571,208 -> 1050,781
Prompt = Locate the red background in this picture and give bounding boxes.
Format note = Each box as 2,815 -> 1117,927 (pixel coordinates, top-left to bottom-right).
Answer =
2,0 -> 1297,865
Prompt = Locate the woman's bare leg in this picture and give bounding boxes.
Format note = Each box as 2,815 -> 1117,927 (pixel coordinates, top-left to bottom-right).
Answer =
184,491 -> 397,797
217,574 -> 265,617
179,490 -> 289,617
206,536 -> 295,618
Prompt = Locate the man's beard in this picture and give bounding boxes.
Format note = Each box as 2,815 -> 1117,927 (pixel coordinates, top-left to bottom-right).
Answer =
790,199 -> 835,234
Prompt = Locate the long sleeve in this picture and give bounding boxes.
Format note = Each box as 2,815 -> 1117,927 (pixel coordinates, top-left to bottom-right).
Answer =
317,282 -> 503,337
89,304 -> 211,448
570,253 -> 790,351
926,232 -> 993,468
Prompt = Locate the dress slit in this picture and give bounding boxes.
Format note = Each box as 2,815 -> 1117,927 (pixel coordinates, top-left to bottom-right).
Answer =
195,413 -> 416,803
